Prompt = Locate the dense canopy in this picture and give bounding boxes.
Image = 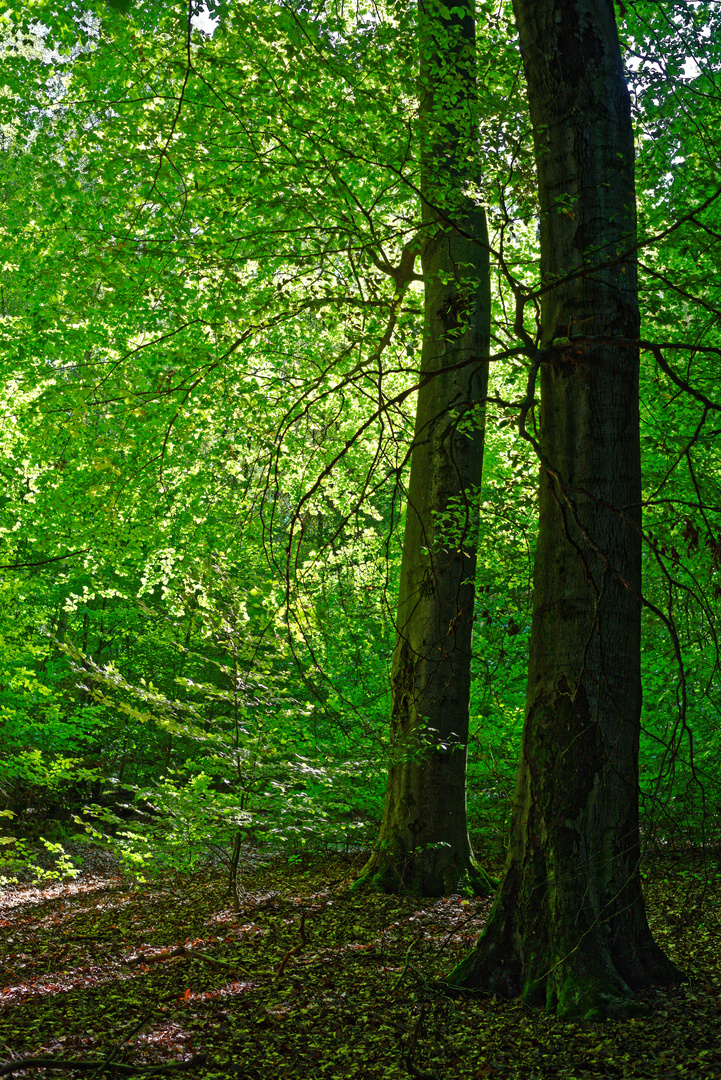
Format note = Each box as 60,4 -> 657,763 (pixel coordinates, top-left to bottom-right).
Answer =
0,0 -> 719,1065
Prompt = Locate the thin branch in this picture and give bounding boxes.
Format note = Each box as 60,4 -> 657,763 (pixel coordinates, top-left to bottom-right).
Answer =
0,1056 -> 207,1078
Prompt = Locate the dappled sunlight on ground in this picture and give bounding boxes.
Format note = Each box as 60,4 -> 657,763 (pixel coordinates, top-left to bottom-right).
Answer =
0,875 -> 125,913
0,852 -> 719,1078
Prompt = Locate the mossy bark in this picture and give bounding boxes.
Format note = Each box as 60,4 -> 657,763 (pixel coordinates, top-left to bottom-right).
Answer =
447,0 -> 683,1011
356,0 -> 492,898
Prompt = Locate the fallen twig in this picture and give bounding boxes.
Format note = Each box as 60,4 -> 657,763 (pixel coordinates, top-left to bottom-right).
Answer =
89,1014 -> 152,1080
403,1004 -> 438,1080
391,933 -> 422,991
276,911 -> 308,977
0,1053 -> 208,1077
126,945 -> 246,976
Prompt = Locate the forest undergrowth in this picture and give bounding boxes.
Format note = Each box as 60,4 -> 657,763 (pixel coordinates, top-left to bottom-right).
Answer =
0,848 -> 719,1080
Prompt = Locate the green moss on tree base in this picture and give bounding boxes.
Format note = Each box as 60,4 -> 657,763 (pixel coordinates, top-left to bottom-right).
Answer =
351,852 -> 497,898
446,906 -> 684,1020
455,862 -> 498,898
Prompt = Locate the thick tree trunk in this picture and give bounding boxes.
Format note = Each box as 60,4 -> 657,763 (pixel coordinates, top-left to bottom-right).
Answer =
447,0 -> 683,1013
355,0 -> 493,897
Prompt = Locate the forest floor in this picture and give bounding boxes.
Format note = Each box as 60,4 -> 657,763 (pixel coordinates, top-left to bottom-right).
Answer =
0,846 -> 719,1080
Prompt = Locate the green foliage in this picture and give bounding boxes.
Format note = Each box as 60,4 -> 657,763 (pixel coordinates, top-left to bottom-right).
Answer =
0,810 -> 81,884
0,0 -> 719,880
61,592 -> 389,878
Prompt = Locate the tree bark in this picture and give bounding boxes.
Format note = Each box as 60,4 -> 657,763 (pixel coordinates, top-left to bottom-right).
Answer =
447,0 -> 684,1013
355,0 -> 493,897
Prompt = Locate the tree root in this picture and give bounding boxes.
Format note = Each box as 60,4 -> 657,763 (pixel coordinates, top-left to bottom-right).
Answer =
352,854 -> 497,899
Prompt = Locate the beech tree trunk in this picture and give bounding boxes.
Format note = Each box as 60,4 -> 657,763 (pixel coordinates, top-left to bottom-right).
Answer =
355,0 -> 493,897
447,0 -> 683,1014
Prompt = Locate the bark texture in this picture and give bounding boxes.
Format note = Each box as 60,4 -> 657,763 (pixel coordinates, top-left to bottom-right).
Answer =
447,0 -> 683,1013
356,0 -> 492,897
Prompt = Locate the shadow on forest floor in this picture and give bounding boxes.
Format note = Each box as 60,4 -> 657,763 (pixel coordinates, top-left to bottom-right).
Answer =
0,849 -> 719,1079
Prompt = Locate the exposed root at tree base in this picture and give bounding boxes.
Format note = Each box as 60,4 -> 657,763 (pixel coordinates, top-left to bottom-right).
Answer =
445,931 -> 686,1021
351,853 -> 497,898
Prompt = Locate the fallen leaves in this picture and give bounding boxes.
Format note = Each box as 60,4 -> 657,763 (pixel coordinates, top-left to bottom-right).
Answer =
0,852 -> 719,1078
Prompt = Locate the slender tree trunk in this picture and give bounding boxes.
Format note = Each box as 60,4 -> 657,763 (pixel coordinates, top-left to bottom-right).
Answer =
356,0 -> 493,897
448,0 -> 683,1014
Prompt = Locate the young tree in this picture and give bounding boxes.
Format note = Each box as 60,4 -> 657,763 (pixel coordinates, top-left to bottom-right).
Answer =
356,0 -> 494,896
448,0 -> 684,1014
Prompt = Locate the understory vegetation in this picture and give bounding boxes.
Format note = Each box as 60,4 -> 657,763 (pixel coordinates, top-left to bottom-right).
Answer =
1,0 -> 721,1067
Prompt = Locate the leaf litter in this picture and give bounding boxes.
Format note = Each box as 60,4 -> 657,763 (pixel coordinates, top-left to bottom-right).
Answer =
0,849 -> 719,1079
